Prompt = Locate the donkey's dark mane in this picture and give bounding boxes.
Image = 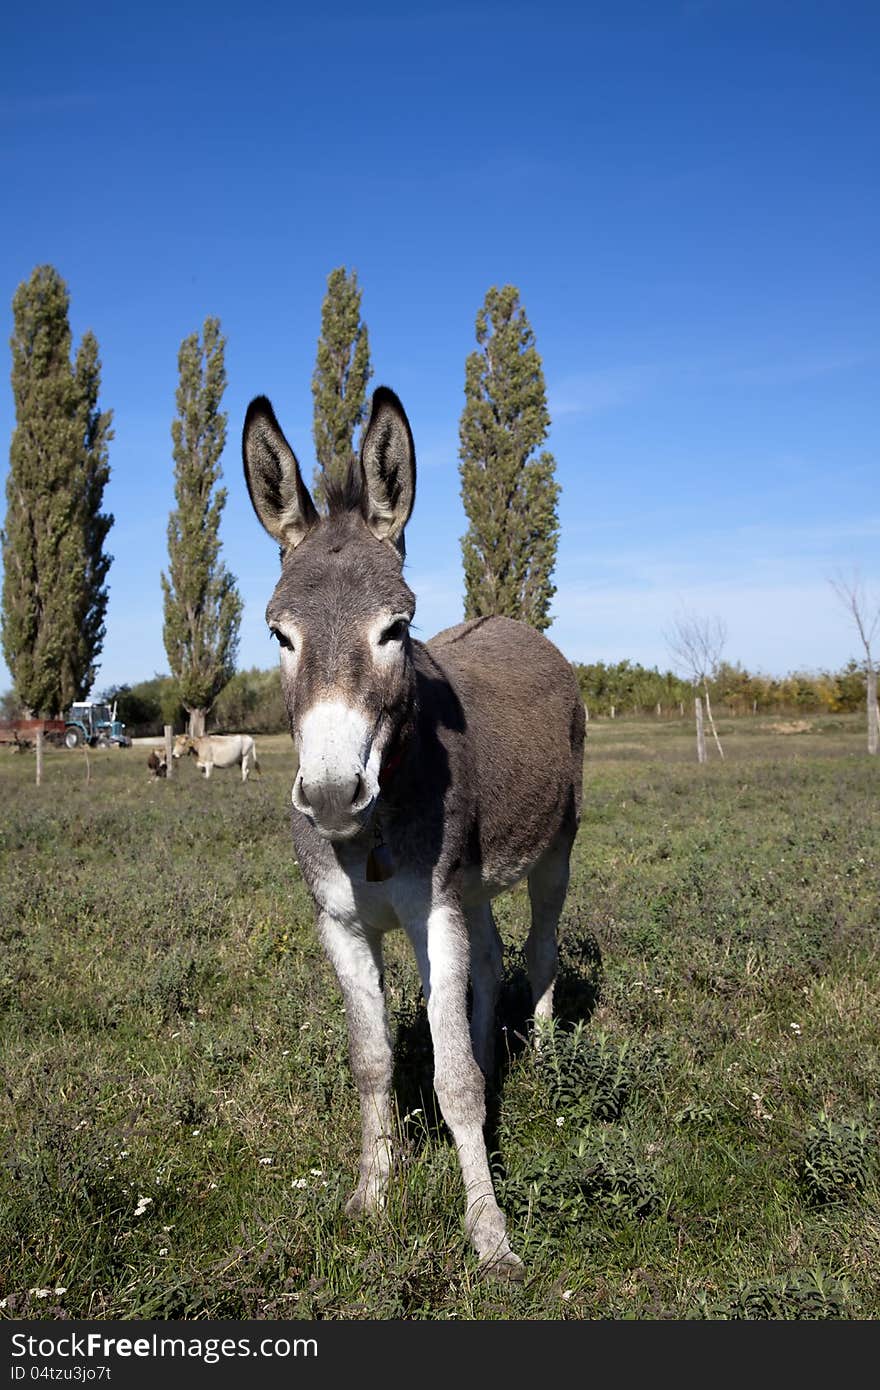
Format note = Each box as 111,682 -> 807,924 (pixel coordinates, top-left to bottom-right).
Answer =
323,458 -> 367,519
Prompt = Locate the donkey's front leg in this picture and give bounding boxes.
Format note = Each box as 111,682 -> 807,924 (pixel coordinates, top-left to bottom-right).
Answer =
408,906 -> 524,1280
318,914 -> 393,1216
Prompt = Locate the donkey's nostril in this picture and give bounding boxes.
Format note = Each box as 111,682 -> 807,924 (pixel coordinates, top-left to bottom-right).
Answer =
292,773 -> 311,810
350,771 -> 364,806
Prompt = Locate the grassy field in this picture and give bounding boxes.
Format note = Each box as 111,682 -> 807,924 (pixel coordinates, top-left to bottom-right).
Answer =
1,713 -> 878,1320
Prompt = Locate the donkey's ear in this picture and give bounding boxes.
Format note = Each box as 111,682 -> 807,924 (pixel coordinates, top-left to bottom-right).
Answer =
360,387 -> 416,554
242,396 -> 319,550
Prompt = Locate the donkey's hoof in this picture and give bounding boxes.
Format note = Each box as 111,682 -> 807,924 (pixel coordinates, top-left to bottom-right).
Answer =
480,1249 -> 526,1283
344,1184 -> 385,1218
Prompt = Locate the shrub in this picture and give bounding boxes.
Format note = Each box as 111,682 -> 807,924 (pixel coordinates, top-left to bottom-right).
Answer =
798,1114 -> 872,1206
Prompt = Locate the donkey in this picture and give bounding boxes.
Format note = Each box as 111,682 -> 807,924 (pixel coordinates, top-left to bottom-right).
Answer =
242,387 -> 584,1278
172,732 -> 260,783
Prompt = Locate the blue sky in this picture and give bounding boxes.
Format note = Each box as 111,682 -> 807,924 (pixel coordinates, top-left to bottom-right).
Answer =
1,0 -> 877,695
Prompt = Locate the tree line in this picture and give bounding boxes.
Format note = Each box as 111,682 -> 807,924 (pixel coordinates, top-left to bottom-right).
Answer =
87,655 -> 876,740
573,657 -> 876,720
2,265 -> 560,730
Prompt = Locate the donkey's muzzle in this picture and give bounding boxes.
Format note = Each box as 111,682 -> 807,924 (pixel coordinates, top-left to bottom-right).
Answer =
292,766 -> 377,840
292,699 -> 380,840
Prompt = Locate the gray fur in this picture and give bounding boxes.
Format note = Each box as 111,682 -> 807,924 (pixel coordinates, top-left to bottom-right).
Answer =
242,386 -> 584,1278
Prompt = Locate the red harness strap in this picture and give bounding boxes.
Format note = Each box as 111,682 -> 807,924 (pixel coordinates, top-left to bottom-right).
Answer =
378,743 -> 406,788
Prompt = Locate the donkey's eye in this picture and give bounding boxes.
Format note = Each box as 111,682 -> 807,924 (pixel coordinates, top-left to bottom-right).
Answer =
270,626 -> 294,652
379,618 -> 409,645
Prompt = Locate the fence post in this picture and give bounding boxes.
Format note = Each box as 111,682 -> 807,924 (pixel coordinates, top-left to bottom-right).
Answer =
164,724 -> 174,779
695,696 -> 707,764
35,727 -> 43,786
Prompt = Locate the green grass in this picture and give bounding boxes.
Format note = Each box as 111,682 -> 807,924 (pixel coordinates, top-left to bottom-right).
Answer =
1,714 -> 878,1319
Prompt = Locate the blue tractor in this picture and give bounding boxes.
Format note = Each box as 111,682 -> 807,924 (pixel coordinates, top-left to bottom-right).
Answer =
64,700 -> 130,749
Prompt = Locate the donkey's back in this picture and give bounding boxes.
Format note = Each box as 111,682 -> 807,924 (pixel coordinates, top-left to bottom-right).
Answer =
427,615 -> 584,900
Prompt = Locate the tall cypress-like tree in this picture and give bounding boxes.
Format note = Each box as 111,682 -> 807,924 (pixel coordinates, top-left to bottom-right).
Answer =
161,317 -> 242,738
65,330 -> 114,703
2,265 -> 114,715
459,285 -> 560,632
311,267 -> 371,506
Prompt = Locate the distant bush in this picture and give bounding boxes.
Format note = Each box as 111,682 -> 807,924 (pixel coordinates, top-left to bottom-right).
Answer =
211,666 -> 286,734
572,659 -> 690,717
0,688 -> 27,720
101,667 -> 287,737
101,675 -> 185,736
573,657 -> 870,718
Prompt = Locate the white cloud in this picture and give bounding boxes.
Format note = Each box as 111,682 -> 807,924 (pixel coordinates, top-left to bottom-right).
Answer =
721,354 -> 865,388
548,365 -> 666,418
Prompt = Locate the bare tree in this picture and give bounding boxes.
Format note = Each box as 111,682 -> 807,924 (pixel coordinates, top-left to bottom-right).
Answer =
666,611 -> 726,761
830,572 -> 879,756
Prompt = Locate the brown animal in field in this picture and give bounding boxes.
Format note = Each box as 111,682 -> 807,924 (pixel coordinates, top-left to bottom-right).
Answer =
147,749 -> 167,779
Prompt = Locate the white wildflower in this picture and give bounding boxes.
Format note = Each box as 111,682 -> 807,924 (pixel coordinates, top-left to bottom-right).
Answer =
134,1194 -> 153,1217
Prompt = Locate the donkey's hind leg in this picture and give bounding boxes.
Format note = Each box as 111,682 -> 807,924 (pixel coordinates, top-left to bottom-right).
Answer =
467,902 -> 504,1080
526,833 -> 573,1030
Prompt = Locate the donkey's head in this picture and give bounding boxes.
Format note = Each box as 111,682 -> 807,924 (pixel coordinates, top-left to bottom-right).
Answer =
243,387 -> 417,841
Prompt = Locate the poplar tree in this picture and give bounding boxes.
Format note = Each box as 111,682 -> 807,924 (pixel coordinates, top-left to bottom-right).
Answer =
65,330 -> 114,702
459,285 -> 560,631
1,265 -> 113,715
311,267 -> 371,506
161,317 -> 242,738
